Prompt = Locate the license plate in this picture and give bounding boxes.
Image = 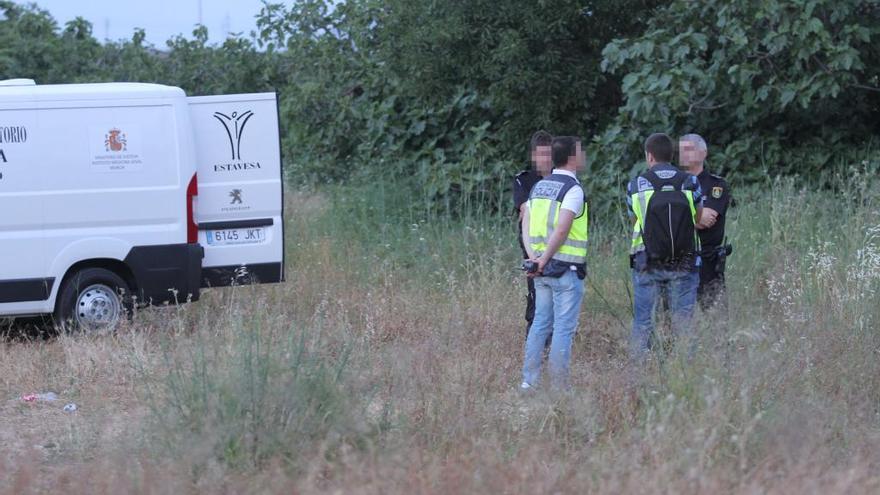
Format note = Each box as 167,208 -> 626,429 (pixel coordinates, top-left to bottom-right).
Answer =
205,227 -> 266,246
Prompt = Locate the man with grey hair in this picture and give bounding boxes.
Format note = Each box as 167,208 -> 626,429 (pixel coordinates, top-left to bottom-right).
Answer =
678,134 -> 733,312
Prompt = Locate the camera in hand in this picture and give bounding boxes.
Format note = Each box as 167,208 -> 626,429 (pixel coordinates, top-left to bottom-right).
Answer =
521,260 -> 539,273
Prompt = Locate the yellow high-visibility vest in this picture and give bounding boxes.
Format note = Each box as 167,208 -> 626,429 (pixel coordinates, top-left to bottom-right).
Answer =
528,173 -> 588,265
629,174 -> 697,255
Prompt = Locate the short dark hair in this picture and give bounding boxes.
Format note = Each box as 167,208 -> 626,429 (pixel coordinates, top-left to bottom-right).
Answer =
530,130 -> 553,150
644,133 -> 674,163
551,136 -> 580,168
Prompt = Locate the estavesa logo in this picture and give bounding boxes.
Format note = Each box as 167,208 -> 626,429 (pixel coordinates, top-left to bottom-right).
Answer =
105,128 -> 127,152
213,110 -> 261,173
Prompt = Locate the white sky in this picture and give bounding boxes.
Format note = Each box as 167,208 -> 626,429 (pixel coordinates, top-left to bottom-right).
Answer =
15,0 -> 267,46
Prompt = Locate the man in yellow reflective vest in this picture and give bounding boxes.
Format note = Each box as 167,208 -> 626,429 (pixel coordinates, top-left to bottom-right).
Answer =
520,136 -> 588,390
627,133 -> 704,360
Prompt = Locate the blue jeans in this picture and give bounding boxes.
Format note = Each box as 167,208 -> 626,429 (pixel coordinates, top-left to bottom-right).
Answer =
522,270 -> 585,389
631,269 -> 699,359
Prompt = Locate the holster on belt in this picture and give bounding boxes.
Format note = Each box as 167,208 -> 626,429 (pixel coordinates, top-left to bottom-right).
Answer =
701,244 -> 732,274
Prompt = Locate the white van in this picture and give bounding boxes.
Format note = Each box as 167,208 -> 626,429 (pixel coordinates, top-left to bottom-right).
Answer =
0,80 -> 284,331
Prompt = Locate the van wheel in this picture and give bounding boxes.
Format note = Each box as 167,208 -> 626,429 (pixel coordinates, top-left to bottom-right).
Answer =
55,268 -> 131,334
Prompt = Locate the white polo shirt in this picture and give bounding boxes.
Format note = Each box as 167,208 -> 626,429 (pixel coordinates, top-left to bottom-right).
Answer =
551,169 -> 584,216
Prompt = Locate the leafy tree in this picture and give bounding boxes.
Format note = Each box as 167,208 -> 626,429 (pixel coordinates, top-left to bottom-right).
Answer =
162,26 -> 273,95
96,29 -> 166,83
0,2 -> 272,94
256,0 -> 666,212
374,0 -> 665,141
0,1 -> 63,82
53,17 -> 104,82
594,0 -> 880,185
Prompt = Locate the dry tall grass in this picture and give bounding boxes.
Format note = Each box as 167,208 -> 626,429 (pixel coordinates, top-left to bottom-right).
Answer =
1,172 -> 879,494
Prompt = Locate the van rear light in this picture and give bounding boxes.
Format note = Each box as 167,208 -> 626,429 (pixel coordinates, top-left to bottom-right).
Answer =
186,173 -> 198,243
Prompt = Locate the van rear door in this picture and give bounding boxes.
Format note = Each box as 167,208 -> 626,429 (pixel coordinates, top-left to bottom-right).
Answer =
188,92 -> 284,287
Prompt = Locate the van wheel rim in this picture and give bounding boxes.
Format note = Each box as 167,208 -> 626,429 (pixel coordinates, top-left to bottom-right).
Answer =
74,284 -> 121,331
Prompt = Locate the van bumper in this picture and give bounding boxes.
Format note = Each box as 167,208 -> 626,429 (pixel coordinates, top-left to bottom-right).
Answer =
124,243 -> 204,305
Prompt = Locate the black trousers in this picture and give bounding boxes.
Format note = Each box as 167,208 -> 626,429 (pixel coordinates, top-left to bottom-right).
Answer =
520,237 -> 537,335
698,254 -> 727,312
525,276 -> 536,334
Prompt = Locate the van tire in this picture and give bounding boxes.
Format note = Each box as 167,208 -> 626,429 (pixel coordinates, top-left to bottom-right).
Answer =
54,268 -> 132,334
